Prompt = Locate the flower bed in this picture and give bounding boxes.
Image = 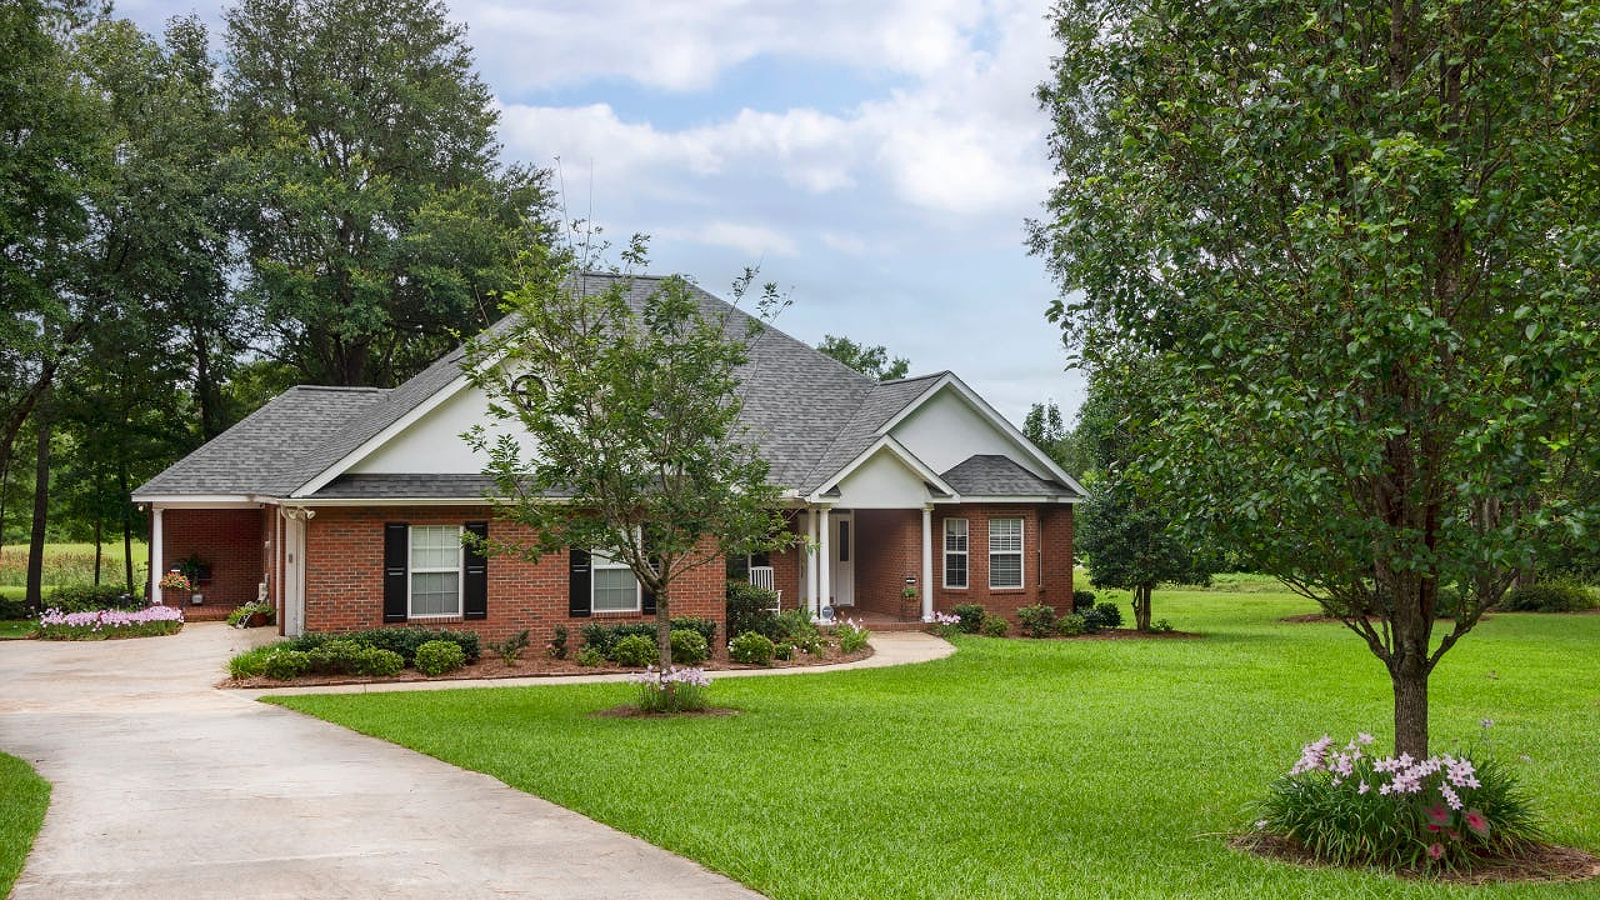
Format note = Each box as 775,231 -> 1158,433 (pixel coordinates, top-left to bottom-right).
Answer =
37,604 -> 184,640
1244,729 -> 1560,877
225,625 -> 872,688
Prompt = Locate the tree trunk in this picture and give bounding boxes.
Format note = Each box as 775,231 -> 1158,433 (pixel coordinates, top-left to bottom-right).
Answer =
1134,584 -> 1153,631
0,433 -> 12,556
655,585 -> 672,669
25,408 -> 52,609
1391,664 -> 1430,758
120,463 -> 134,595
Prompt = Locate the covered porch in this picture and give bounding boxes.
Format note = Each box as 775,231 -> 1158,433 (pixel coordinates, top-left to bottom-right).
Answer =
145,501 -> 307,630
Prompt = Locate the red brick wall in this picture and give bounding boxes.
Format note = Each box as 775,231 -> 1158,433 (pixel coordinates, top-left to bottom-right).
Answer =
930,503 -> 1073,622
767,510 -> 804,610
853,508 -> 919,617
159,508 -> 267,612
302,505 -> 725,646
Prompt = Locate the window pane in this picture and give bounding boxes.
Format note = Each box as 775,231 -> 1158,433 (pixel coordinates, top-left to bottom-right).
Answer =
989,518 -> 1022,553
410,571 -> 459,616
945,554 -> 968,588
411,526 -> 459,569
944,519 -> 967,553
838,521 -> 849,562
593,567 -> 639,612
990,554 -> 1022,588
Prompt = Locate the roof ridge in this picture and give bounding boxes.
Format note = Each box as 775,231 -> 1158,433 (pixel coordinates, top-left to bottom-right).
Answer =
289,384 -> 390,393
878,370 -> 950,386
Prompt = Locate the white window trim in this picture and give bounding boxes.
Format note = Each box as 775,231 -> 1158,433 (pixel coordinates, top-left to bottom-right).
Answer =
408,525 -> 464,619
591,547 -> 643,614
942,518 -> 969,590
989,517 -> 1025,590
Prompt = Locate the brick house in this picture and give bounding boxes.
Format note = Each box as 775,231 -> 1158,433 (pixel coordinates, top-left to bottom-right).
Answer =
132,275 -> 1084,641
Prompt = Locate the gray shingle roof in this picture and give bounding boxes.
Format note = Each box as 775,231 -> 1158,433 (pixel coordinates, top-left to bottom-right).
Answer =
939,454 -> 1076,497
134,386 -> 389,498
134,274 -> 1005,500
310,474 -> 572,500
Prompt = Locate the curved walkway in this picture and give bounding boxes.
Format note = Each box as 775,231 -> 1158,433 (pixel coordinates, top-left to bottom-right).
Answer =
0,623 -> 950,898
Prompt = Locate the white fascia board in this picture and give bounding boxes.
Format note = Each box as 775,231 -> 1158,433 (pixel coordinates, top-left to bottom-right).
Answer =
134,495 -> 261,508
809,434 -> 956,501
291,371 -> 475,498
879,373 -> 1089,498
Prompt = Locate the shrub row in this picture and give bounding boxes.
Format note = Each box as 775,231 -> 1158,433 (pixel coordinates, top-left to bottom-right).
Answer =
45,583 -> 146,613
579,617 -> 716,658
1502,580 -> 1597,613
1017,601 -> 1123,637
285,627 -> 480,665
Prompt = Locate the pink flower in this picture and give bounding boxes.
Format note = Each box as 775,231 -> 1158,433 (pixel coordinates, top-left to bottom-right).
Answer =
1464,809 -> 1490,838
1426,823 -> 1441,833
1427,842 -> 1445,861
1440,784 -> 1462,811
1425,804 -> 1451,826
1357,732 -> 1375,745
1357,781 -> 1369,795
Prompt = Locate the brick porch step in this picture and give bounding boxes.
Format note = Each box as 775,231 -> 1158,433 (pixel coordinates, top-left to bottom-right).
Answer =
180,605 -> 237,622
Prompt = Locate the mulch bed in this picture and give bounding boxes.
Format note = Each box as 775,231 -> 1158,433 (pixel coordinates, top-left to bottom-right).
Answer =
591,706 -> 741,719
224,641 -> 874,689
1233,833 -> 1600,885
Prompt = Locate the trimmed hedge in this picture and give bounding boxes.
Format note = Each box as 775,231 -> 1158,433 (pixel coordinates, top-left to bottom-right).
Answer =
46,584 -> 145,613
726,580 -> 781,639
951,603 -> 987,634
287,627 -> 480,664
1502,581 -> 1597,613
581,618 -> 718,657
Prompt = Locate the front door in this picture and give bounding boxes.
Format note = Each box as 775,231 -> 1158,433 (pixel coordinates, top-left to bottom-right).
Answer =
831,514 -> 855,607
284,514 -> 307,636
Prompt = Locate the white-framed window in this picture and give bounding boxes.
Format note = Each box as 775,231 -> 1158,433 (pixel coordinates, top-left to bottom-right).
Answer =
409,525 -> 463,618
592,548 -> 642,613
989,517 -> 1024,589
943,518 -> 969,589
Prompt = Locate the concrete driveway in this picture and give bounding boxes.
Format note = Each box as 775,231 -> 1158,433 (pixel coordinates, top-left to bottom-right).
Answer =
0,623 -> 758,899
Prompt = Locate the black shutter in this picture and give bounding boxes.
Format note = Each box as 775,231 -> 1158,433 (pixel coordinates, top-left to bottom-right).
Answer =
568,548 -> 592,617
641,574 -> 656,615
463,521 -> 488,620
383,523 -> 408,623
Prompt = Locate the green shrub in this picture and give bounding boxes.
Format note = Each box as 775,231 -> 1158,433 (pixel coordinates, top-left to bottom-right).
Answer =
262,649 -> 311,680
729,631 -> 775,665
1257,733 -> 1542,872
1151,618 -> 1175,633
670,629 -> 710,665
289,627 -> 479,664
1017,604 -> 1058,638
1056,614 -> 1087,636
546,624 -> 569,659
228,643 -> 285,678
489,629 -> 531,666
306,638 -> 367,675
610,634 -> 658,667
1502,580 -> 1597,613
671,616 -> 717,648
580,621 -> 658,657
0,595 -> 31,619
726,579 -> 782,639
355,647 -> 404,677
46,583 -> 144,613
836,619 -> 871,653
415,640 -> 466,676
1071,590 -> 1097,612
951,603 -> 987,633
773,608 -> 819,643
575,645 -> 605,667
226,600 -> 276,627
980,615 -> 1010,637
1085,602 -> 1124,630
773,640 -> 798,661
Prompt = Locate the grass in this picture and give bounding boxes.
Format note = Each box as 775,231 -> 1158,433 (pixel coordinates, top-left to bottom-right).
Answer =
270,589 -> 1600,898
0,620 -> 34,639
0,541 -> 148,588
0,752 -> 50,896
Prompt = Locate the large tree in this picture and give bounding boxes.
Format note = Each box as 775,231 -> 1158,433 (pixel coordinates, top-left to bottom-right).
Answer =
466,237 -> 795,667
817,334 -> 911,381
225,0 -> 552,387
1034,0 -> 1600,755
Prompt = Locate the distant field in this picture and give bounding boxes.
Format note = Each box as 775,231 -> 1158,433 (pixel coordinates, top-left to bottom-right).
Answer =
0,542 -> 148,588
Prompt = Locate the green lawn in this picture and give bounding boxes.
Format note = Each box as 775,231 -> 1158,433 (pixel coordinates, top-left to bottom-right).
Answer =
0,620 -> 34,639
0,752 -> 50,896
270,590 -> 1600,898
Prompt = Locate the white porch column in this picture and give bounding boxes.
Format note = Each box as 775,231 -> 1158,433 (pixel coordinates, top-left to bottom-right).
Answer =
150,505 -> 165,605
817,506 -> 832,618
921,505 -> 934,621
805,506 -> 819,615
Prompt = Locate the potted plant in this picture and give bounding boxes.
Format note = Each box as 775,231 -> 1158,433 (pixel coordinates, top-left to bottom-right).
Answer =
158,570 -> 193,600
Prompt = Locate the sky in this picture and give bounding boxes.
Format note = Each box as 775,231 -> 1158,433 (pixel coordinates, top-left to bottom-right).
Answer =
118,0 -> 1086,425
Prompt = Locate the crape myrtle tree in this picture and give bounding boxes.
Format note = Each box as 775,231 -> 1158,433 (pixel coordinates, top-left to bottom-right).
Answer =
1033,0 -> 1600,755
465,232 -> 796,668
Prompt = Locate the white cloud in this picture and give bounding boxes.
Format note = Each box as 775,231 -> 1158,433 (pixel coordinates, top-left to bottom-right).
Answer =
660,221 -> 800,258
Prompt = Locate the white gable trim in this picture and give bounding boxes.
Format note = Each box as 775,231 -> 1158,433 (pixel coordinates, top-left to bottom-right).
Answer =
291,372 -> 475,498
878,373 -> 1089,497
808,435 -> 955,502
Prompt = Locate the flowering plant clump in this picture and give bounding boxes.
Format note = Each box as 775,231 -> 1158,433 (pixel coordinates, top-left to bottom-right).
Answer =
629,665 -> 712,713
835,618 -> 871,654
157,571 -> 193,592
37,604 -> 185,641
928,611 -> 962,639
1256,728 -> 1542,872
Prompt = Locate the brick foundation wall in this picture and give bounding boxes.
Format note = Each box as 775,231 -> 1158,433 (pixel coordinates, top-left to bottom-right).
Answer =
303,505 -> 725,646
159,508 -> 268,613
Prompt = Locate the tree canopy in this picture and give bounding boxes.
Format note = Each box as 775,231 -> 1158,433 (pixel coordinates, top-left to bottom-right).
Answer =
816,334 -> 910,381
1033,0 -> 1600,754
